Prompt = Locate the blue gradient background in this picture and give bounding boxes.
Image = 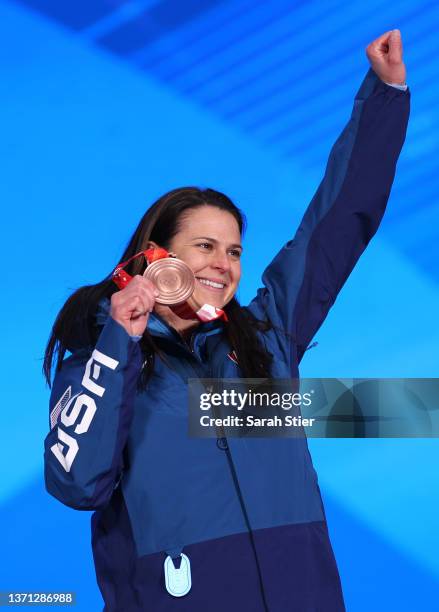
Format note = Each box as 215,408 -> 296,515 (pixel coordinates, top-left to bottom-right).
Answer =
1,0 -> 438,609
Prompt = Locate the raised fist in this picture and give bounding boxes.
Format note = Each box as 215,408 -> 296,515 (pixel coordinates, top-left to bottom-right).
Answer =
366,29 -> 406,86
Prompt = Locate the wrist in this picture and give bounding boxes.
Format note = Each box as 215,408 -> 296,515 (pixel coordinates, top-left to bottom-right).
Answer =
383,80 -> 408,91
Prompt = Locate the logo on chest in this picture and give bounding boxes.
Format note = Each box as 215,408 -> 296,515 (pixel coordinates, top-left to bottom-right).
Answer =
227,350 -> 239,365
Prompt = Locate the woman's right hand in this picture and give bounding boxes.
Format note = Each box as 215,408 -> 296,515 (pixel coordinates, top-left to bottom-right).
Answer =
110,276 -> 160,337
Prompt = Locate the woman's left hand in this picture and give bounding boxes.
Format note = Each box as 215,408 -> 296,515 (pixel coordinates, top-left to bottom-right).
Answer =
366,29 -> 406,85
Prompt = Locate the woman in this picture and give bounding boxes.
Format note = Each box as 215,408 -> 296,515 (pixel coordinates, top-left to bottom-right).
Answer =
43,31 -> 410,611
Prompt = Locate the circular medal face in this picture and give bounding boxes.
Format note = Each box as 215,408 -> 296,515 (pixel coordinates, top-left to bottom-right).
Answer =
143,258 -> 195,305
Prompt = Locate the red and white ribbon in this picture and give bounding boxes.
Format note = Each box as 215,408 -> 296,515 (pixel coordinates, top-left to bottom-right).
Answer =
112,248 -> 228,323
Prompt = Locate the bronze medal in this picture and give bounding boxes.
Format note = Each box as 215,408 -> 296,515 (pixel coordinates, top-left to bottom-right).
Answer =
143,258 -> 195,305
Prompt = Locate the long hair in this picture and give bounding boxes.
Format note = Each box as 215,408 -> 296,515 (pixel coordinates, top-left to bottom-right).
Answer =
43,187 -> 273,389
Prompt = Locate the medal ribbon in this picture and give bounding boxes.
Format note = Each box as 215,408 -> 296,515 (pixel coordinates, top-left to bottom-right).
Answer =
111,248 -> 228,322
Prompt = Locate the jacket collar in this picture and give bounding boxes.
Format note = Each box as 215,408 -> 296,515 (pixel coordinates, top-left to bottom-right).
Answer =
97,297 -> 224,344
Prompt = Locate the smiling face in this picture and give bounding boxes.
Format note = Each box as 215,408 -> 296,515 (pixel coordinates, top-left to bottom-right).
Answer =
165,205 -> 242,309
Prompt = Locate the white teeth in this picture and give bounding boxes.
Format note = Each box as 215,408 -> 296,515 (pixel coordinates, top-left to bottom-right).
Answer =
197,278 -> 225,289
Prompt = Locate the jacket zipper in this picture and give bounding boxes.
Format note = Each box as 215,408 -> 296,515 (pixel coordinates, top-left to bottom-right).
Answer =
203,338 -> 270,611
206,330 -> 270,611
177,329 -> 270,609
221,441 -> 270,612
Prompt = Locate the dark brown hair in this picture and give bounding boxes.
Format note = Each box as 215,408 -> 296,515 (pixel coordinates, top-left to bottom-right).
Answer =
43,187 -> 272,389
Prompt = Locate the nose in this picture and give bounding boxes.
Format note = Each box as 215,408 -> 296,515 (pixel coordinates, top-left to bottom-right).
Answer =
212,250 -> 231,272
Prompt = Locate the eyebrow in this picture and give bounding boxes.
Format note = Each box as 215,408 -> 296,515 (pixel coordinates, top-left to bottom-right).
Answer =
192,236 -> 243,251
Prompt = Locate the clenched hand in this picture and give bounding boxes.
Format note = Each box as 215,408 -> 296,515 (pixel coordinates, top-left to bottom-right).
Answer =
110,276 -> 159,337
366,29 -> 406,86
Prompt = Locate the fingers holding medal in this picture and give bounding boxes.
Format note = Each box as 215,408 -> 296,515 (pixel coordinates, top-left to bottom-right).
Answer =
110,276 -> 160,337
110,248 -> 196,337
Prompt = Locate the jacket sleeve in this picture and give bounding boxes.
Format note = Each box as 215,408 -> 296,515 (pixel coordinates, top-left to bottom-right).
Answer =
247,69 -> 410,364
43,316 -> 142,510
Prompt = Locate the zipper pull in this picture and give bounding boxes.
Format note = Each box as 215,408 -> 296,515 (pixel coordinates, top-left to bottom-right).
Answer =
164,553 -> 192,597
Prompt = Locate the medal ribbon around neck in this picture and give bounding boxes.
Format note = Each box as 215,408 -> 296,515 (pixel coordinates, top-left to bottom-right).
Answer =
111,248 -> 228,323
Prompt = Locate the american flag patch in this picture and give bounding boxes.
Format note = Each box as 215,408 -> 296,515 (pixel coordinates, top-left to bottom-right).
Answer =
50,386 -> 71,429
227,351 -> 239,365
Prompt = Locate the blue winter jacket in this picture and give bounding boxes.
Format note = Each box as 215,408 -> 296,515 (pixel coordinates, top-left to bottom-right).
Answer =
44,69 -> 410,612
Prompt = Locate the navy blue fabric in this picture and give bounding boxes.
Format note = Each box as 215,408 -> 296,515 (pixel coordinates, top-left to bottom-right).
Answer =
92,486 -> 342,611
248,69 -> 410,365
44,317 -> 142,510
255,521 -> 345,611
44,70 -> 410,611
